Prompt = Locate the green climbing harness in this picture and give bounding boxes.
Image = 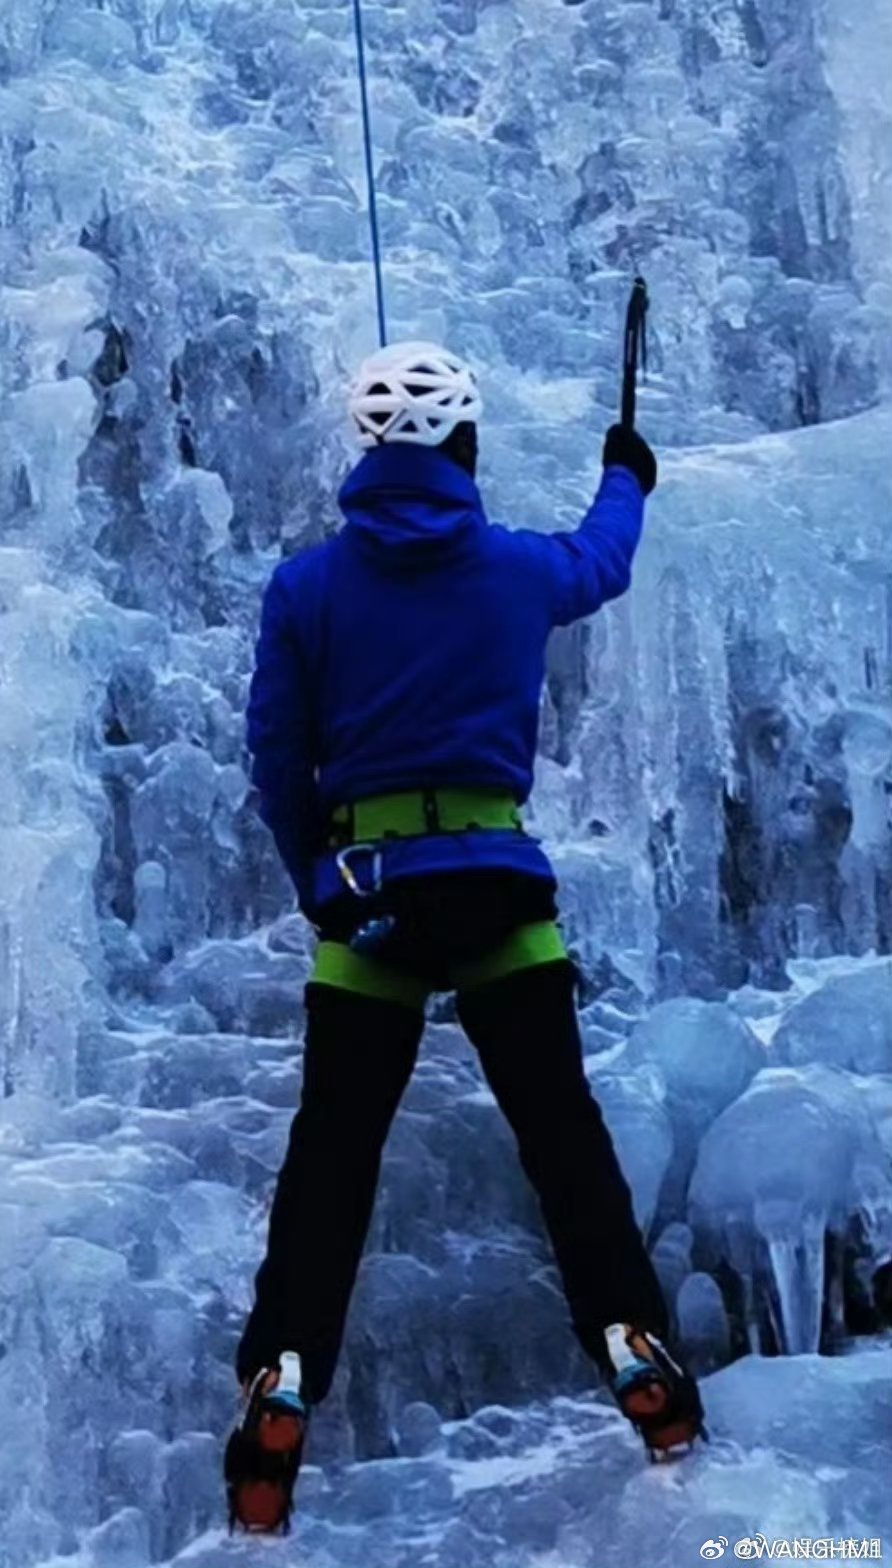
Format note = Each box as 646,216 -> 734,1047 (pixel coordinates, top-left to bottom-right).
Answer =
310,787 -> 567,1006
311,921 -> 568,1009
328,787 -> 524,847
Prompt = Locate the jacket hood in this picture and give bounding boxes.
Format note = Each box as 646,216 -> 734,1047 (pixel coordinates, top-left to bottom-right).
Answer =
338,444 -> 485,569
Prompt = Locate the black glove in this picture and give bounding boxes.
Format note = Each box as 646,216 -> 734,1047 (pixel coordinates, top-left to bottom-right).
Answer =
603,424 -> 657,497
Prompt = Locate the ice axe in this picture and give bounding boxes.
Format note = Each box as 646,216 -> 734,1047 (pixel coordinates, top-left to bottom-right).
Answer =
621,275 -> 649,431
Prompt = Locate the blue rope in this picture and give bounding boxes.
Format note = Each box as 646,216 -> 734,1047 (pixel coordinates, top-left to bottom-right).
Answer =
351,0 -> 388,348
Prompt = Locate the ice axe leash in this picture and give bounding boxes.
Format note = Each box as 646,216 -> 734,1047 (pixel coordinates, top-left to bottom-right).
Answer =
621,275 -> 649,430
352,0 -> 388,348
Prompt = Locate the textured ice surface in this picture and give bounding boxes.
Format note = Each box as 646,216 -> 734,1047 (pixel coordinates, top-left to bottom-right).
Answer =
2,0 -> 892,1563
587,1057 -> 673,1232
689,1061 -> 892,1354
29,1347 -> 892,1568
614,997 -> 764,1225
774,958 -> 892,1074
627,998 -> 763,1114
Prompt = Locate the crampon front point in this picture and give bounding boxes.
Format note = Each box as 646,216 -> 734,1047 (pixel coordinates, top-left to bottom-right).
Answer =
225,1351 -> 308,1535
606,1324 -> 707,1462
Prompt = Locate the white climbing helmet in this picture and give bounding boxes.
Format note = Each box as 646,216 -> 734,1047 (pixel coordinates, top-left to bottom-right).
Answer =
348,340 -> 483,448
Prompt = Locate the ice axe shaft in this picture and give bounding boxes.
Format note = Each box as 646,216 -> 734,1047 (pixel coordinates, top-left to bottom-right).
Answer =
621,276 -> 649,430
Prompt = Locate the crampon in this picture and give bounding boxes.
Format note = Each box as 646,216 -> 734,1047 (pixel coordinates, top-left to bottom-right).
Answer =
224,1351 -> 308,1534
605,1324 -> 707,1462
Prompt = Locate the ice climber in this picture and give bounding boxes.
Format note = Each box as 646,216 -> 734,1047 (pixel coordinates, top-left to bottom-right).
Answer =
225,342 -> 705,1533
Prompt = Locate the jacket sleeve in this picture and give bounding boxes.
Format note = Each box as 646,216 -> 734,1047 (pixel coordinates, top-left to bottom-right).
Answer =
246,567 -> 321,913
517,465 -> 645,628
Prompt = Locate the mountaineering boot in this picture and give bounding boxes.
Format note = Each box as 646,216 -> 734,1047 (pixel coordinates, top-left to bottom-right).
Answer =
224,1350 -> 308,1534
605,1324 -> 706,1460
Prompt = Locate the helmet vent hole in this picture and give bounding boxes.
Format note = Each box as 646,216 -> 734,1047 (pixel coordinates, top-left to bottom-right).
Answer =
366,382 -> 391,429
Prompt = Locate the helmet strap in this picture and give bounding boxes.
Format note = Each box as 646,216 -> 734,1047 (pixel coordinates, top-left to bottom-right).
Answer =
438,421 -> 478,479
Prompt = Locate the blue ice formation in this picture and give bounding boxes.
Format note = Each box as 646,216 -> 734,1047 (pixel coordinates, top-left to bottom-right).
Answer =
1,0 -> 892,1563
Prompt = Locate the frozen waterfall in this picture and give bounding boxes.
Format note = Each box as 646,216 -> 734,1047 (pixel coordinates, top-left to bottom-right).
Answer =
1,0 -> 892,1563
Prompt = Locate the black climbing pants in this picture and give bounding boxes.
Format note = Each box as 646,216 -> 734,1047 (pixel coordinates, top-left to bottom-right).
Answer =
237,873 -> 668,1402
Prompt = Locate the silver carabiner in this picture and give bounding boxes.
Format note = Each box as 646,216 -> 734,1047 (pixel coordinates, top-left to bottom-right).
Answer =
335,843 -> 383,899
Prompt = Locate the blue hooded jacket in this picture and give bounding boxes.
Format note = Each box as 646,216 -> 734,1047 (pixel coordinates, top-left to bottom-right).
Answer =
247,443 -> 645,913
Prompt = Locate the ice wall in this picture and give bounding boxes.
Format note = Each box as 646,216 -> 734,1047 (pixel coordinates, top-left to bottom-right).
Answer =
4,0 -> 889,1006
820,0 -> 892,385
1,1 -> 892,1564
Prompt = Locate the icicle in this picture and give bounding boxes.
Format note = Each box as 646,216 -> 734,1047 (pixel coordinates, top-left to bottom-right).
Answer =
764,1212 -> 826,1354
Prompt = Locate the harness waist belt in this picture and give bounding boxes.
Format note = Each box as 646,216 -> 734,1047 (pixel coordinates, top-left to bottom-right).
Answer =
329,788 -> 524,846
